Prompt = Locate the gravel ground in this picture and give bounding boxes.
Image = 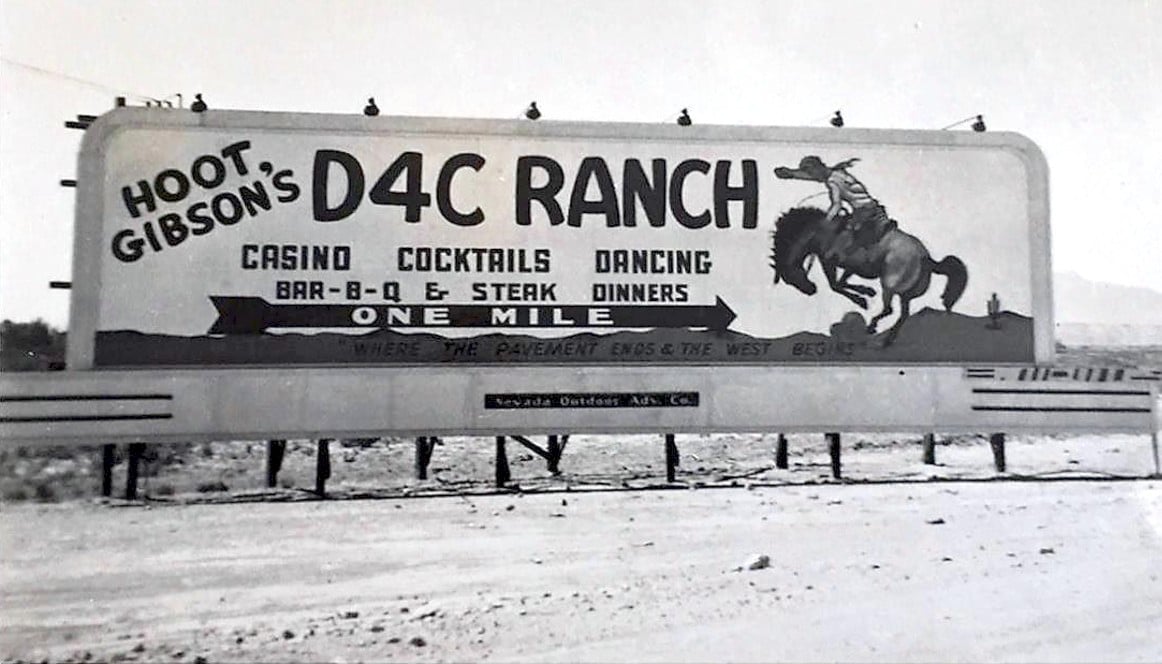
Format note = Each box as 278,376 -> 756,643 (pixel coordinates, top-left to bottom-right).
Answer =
2,432 -> 1161,663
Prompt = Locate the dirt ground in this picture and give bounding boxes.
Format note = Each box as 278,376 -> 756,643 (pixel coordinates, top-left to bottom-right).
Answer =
2,431 -> 1162,663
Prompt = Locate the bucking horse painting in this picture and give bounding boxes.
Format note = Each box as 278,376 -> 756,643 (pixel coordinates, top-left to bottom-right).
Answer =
770,156 -> 968,347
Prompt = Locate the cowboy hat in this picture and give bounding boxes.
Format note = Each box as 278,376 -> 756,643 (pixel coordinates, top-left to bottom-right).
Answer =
774,155 -> 831,181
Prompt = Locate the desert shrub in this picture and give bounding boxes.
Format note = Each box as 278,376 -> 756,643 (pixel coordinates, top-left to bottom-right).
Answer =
196,480 -> 229,493
340,438 -> 380,448
41,445 -> 89,461
0,444 -> 95,464
33,482 -> 58,502
0,319 -> 66,371
2,486 -> 29,501
143,443 -> 195,466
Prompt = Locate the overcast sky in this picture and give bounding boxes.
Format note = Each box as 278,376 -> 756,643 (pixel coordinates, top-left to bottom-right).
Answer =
2,0 -> 1159,328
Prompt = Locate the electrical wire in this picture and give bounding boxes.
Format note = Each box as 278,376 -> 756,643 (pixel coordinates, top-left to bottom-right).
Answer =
0,56 -> 154,100
940,115 -> 978,130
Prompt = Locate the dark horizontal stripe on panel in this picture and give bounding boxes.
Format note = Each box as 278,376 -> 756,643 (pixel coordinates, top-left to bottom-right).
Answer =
0,414 -> 174,423
0,394 -> 173,403
972,388 -> 1150,396
970,406 -> 1150,413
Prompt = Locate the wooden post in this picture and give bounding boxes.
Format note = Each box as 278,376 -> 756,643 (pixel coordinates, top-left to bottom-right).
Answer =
1152,432 -> 1160,478
315,439 -> 332,497
664,434 -> 679,483
125,442 -> 146,500
826,433 -> 841,479
510,435 -> 567,475
266,439 -> 286,488
922,433 -> 937,465
415,437 -> 436,480
775,433 -> 788,469
100,444 -> 115,497
495,436 -> 511,487
546,435 -> 562,475
414,437 -> 426,480
989,433 -> 1006,472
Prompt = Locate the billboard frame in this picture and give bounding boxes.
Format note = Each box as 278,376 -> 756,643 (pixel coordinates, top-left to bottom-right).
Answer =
66,108 -> 1054,371
8,110 -> 1157,446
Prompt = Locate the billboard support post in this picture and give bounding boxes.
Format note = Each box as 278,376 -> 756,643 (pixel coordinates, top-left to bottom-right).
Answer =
775,434 -> 789,469
495,437 -> 510,487
1151,431 -> 1159,478
989,433 -> 1007,473
100,444 -> 115,497
315,440 -> 331,497
266,440 -> 286,488
827,433 -> 842,479
664,434 -> 679,483
414,437 -> 436,480
546,435 -> 562,475
509,435 -> 566,474
125,442 -> 145,500
922,433 -> 937,465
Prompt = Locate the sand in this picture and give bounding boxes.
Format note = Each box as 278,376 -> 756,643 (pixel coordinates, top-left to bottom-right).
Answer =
2,432 -> 1161,663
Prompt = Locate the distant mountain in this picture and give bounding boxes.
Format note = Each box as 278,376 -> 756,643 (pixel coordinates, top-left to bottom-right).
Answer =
1053,271 -> 1162,325
1053,272 -> 1162,346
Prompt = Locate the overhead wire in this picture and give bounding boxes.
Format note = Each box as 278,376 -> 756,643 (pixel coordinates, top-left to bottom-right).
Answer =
0,56 -> 156,102
940,115 -> 979,130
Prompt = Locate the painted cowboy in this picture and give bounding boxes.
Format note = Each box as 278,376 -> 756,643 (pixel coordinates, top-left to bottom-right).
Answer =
774,156 -> 896,262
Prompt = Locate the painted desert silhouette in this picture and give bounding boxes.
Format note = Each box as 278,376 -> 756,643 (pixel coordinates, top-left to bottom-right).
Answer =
94,307 -> 1033,367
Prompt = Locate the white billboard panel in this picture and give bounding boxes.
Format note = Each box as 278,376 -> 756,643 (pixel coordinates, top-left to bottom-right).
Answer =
1,367 -> 1155,446
67,110 -> 1051,369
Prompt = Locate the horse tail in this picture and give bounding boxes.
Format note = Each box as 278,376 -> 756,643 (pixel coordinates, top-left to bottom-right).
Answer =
770,206 -> 826,287
929,255 -> 968,311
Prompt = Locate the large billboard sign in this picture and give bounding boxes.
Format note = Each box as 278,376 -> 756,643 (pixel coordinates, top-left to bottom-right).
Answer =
68,110 -> 1051,369
4,110 -> 1149,447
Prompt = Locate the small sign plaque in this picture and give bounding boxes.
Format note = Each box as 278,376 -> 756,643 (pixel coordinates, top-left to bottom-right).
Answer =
484,391 -> 700,409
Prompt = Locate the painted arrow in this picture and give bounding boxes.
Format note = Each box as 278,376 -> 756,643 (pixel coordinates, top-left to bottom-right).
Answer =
208,296 -> 736,334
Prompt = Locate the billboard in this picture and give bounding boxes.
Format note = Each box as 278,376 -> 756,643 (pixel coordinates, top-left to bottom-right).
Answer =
67,110 -> 1051,369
